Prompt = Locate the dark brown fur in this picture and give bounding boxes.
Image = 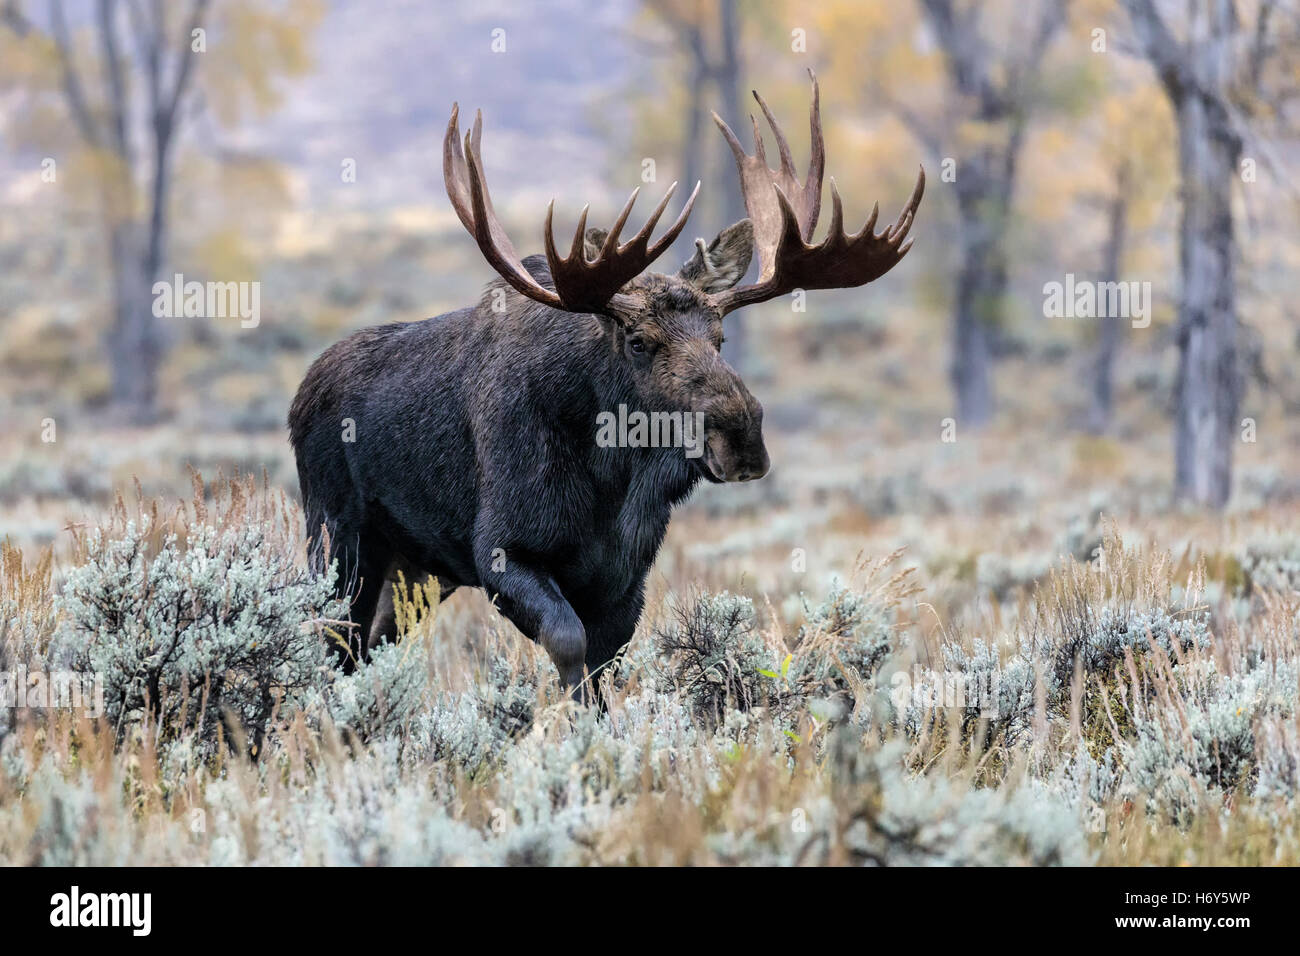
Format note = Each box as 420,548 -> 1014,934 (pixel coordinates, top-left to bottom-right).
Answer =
289,234 -> 765,694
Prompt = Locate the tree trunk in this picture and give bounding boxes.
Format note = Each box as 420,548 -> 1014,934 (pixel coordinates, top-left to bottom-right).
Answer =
1089,167 -> 1129,434
950,235 -> 997,427
950,147 -> 1015,428
1171,95 -> 1239,506
106,221 -> 163,423
1170,1 -> 1241,508
674,24 -> 706,268
106,115 -> 174,423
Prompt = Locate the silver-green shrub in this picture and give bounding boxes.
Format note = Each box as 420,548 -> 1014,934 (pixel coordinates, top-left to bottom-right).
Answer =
1120,659 -> 1299,819
318,640 -> 434,742
52,516 -> 339,758
793,583 -> 896,697
402,657 -> 539,774
1238,534 -> 1300,595
651,591 -> 779,723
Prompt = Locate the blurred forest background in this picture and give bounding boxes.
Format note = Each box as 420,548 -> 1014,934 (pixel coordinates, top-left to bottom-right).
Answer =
0,0 -> 1298,620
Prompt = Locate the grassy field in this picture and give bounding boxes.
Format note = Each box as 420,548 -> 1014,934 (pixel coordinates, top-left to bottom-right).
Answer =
3,467 -> 1299,865
3,205 -> 1300,866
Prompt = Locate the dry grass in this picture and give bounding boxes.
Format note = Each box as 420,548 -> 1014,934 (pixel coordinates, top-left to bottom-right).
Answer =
1,472 -> 1298,865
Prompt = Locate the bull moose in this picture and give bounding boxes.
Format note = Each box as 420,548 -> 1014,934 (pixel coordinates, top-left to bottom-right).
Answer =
288,71 -> 923,696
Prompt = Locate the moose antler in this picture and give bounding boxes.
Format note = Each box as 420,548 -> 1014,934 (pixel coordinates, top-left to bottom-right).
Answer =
444,104 -> 700,313
710,70 -> 925,316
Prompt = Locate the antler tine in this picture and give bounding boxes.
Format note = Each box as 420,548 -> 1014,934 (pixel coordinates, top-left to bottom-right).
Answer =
749,114 -> 768,167
463,110 -> 510,256
446,103 -> 698,315
860,199 -> 880,239
542,200 -> 579,278
826,178 -> 845,241
445,104 -> 563,308
806,69 -> 825,198
887,166 -> 926,241
754,89 -> 797,180
716,110 -> 747,165
649,180 -> 700,258
771,185 -> 809,257
601,187 -> 642,257
543,180 -> 700,312
710,74 -> 925,316
627,180 -> 679,254
566,205 -> 591,262
443,104 -> 474,233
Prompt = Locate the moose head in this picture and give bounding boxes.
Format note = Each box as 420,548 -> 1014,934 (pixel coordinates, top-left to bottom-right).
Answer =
443,70 -> 925,485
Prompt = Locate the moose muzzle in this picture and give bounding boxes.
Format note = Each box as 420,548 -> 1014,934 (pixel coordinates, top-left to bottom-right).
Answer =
700,382 -> 769,483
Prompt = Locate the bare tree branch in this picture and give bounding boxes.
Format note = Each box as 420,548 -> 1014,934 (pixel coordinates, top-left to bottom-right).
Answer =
1005,0 -> 1072,100
920,0 -> 1009,117
50,0 -> 105,148
98,0 -> 131,159
142,0 -> 209,279
125,0 -> 163,125
1120,0 -> 1187,98
1246,0 -> 1277,89
164,0 -> 210,124
881,90 -> 945,161
1,0 -> 31,36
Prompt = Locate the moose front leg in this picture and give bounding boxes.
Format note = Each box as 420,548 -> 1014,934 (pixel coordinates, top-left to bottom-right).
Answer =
475,542 -> 588,694
581,585 -> 647,689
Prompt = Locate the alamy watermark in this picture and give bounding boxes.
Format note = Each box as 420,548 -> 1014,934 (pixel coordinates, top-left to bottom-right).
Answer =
595,404 -> 706,458
890,667 -> 1001,717
1,667 -> 104,719
1042,273 -> 1151,328
153,272 -> 260,328
50,886 -> 151,936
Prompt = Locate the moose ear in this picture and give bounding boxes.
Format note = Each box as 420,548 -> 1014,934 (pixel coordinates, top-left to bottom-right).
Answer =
677,219 -> 753,293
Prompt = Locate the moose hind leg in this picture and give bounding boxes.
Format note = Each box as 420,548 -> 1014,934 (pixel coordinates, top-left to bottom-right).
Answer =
367,554 -> 449,651
368,565 -> 400,653
327,531 -> 391,672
